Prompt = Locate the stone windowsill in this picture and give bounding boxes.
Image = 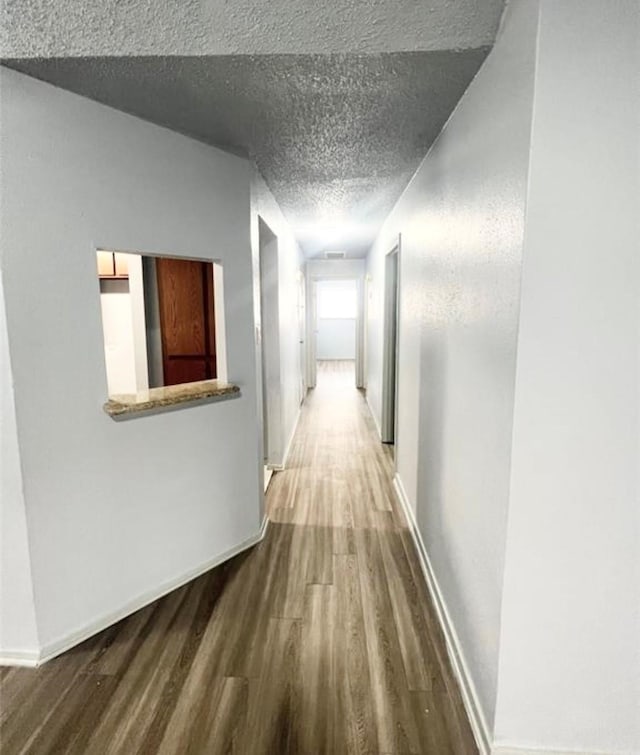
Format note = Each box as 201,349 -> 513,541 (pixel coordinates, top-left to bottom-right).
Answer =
103,379 -> 240,420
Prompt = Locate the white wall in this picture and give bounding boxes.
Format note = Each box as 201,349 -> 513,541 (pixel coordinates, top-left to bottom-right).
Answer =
366,1 -> 640,751
307,258 -> 366,279
317,319 -> 356,360
365,0 -> 539,737
99,280 -> 138,395
0,271 -> 39,661
99,256 -> 149,396
0,68 -> 263,656
494,1 -> 640,752
250,171 -> 305,476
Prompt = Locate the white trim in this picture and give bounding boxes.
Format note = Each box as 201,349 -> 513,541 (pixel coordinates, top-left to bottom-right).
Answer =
355,275 -> 366,389
381,245 -> 400,443
492,748 -> 617,755
259,514 -> 270,540
297,269 -> 307,402
258,221 -> 283,468
0,649 -> 39,667
392,473 -> 492,755
212,262 -> 228,383
366,393 -> 382,440
1,518 -> 270,668
267,405 -> 301,471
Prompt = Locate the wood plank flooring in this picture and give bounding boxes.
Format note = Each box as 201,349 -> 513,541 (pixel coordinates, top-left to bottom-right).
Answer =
0,360 -> 477,754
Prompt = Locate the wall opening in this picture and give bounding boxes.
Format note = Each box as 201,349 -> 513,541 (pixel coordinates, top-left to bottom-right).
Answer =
96,250 -> 227,397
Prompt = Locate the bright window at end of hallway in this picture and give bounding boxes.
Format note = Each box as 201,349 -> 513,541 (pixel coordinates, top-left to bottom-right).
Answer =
317,279 -> 357,319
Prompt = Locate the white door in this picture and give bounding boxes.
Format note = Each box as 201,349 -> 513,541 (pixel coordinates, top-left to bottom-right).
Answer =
297,271 -> 306,403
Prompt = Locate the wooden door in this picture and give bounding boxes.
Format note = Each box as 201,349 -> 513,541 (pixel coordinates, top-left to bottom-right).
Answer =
156,258 -> 217,386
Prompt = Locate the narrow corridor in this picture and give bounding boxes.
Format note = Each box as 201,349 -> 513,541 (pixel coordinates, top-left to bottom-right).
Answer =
0,362 -> 476,754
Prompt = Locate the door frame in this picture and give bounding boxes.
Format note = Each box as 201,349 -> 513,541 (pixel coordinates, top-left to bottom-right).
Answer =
297,269 -> 307,404
258,218 -> 284,468
306,273 -> 365,389
381,243 -> 400,444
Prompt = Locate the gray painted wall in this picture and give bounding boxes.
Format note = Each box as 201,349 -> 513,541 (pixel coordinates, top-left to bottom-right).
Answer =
0,68 -> 263,656
366,0 -> 539,736
495,1 -> 640,752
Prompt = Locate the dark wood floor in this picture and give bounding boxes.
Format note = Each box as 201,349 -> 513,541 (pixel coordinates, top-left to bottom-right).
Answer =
0,361 -> 477,754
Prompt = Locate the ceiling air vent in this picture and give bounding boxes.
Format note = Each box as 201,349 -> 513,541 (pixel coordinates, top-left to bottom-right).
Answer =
325,251 -> 346,260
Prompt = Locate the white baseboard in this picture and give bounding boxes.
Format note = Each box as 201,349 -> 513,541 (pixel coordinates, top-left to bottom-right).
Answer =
493,748 -> 617,755
268,406 -> 302,471
393,478 -> 618,755
259,514 -> 270,540
0,648 -> 39,667
366,393 -> 382,439
1,518 -> 270,668
392,474 -> 492,755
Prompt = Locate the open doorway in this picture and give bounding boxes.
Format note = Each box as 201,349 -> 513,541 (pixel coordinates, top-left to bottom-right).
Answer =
315,279 -> 357,382
258,218 -> 282,486
309,276 -> 365,389
381,246 -> 399,445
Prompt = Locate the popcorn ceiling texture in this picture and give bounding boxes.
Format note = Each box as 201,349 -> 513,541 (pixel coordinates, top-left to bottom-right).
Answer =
5,51 -> 491,256
0,0 -> 504,56
1,2 -> 505,255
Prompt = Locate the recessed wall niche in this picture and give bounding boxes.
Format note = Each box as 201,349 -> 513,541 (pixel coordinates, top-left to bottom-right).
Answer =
96,250 -> 227,398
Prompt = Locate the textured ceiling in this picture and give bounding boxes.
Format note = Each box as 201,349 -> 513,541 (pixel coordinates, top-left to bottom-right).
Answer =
4,52 -> 492,256
0,0 -> 505,56
1,1 -> 505,257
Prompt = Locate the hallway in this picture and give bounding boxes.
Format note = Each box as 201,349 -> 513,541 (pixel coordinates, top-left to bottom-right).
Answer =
0,362 -> 476,754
